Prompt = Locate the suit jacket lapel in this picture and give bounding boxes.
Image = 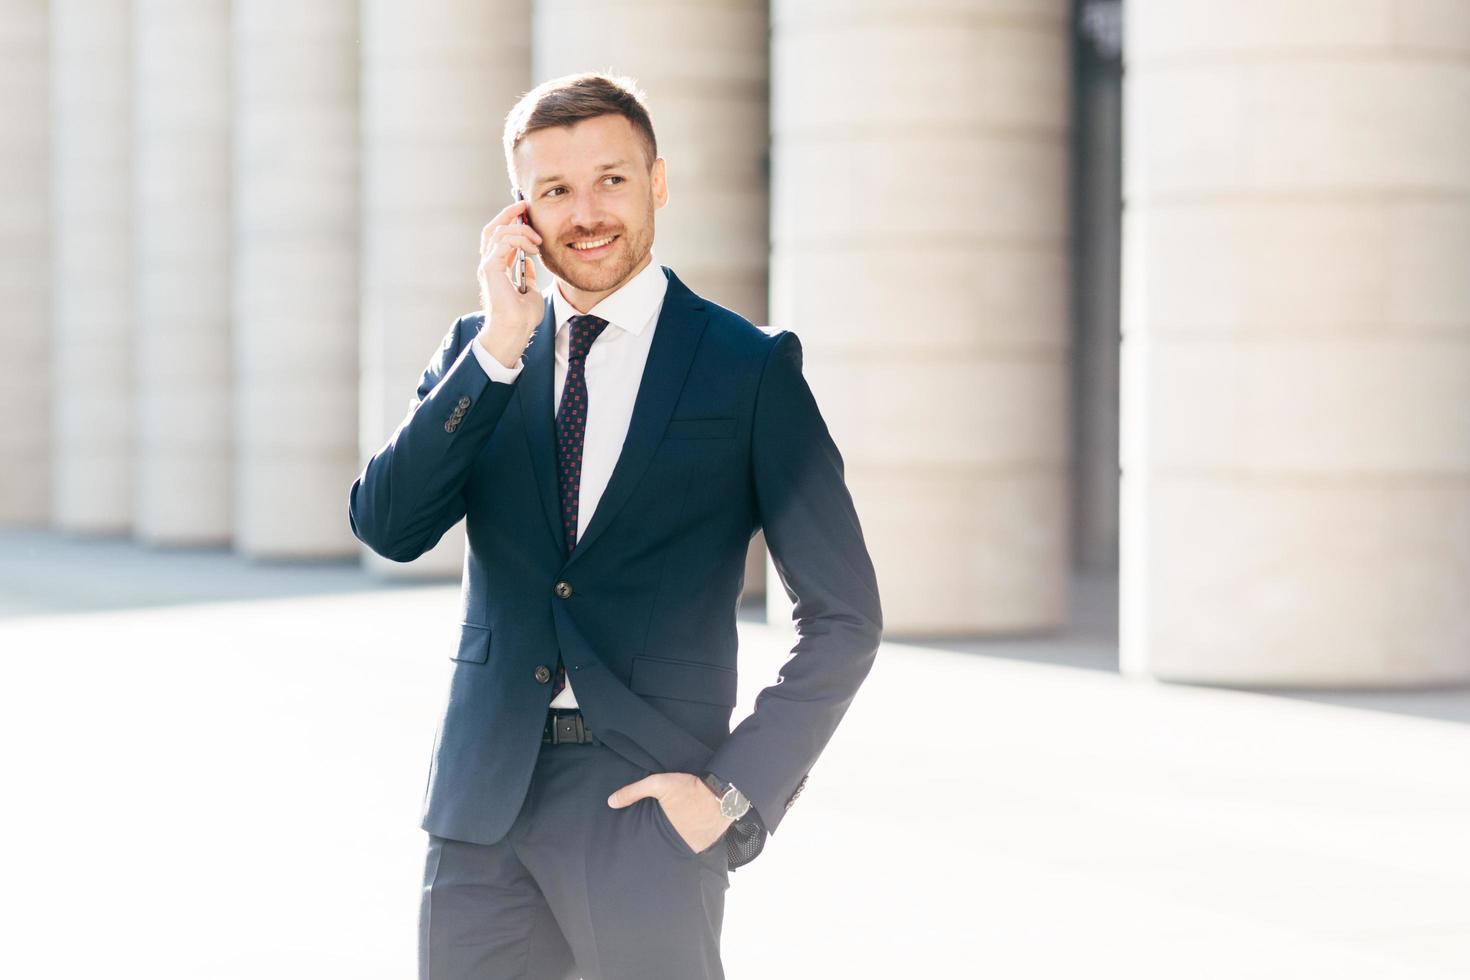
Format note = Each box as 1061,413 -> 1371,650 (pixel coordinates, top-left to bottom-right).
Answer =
517,296 -> 565,552
518,265 -> 709,567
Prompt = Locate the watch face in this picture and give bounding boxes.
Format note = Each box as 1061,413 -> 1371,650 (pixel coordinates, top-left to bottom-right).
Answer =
721,788 -> 751,819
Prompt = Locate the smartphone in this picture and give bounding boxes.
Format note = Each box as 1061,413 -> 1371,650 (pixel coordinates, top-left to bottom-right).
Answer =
512,188 -> 530,294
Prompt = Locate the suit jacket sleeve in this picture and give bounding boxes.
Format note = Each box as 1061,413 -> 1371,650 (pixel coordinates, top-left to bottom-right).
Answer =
348,314 -> 519,562
703,329 -> 884,835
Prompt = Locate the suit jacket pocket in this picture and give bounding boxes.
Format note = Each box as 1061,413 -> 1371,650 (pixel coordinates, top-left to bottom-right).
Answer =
630,655 -> 737,707
451,622 -> 492,664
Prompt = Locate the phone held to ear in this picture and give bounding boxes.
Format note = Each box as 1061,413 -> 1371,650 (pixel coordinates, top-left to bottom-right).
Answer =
512,188 -> 529,295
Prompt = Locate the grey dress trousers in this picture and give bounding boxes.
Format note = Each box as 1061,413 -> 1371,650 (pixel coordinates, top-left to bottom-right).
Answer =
418,735 -> 731,980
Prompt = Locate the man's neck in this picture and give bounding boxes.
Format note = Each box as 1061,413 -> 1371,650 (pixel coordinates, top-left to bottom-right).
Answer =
557,250 -> 653,314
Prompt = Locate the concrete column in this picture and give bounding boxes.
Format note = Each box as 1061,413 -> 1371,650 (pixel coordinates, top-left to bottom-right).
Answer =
1121,1 -> 1470,686
533,0 -> 771,600
51,0 -> 134,533
358,0 -> 531,575
232,1 -> 359,557
0,0 -> 49,525
134,0 -> 232,545
769,0 -> 1074,634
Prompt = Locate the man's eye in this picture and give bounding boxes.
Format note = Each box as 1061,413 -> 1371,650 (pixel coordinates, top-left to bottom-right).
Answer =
544,177 -> 619,197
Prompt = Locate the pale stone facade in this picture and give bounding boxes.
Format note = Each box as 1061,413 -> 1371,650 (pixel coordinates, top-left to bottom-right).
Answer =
3,1 -> 1467,688
134,0 -> 232,545
0,0 -> 50,525
50,0 -> 133,533
1121,0 -> 1470,685
767,0 -> 1075,633
231,0 -> 360,557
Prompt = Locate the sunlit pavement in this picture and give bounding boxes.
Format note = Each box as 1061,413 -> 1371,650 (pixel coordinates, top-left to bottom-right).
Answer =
2,529 -> 1468,979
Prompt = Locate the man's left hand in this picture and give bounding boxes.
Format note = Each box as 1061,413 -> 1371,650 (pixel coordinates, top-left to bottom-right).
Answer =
608,772 -> 733,854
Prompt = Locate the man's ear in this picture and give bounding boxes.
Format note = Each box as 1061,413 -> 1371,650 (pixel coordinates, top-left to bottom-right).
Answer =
651,156 -> 669,209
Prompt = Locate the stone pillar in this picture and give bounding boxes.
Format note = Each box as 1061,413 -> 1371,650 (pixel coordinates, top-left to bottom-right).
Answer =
533,0 -> 771,600
769,0 -> 1074,634
51,0 -> 134,533
358,0 -> 532,575
134,0 -> 232,545
232,1 -> 359,557
1121,1 -> 1470,686
0,0 -> 50,525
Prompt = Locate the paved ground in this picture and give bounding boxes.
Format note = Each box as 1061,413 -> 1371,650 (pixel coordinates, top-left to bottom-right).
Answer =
1,527 -> 1468,978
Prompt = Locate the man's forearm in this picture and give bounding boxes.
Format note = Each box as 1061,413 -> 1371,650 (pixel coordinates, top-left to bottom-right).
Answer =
348,316 -> 516,562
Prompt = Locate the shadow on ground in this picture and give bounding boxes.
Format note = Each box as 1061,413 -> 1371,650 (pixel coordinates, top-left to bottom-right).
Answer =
6,526 -> 1468,727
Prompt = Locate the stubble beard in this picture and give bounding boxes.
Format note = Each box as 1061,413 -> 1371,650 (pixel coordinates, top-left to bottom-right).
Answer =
541,203 -> 654,296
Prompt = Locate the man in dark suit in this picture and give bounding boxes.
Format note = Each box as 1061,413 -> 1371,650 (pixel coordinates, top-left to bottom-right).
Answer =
348,71 -> 882,980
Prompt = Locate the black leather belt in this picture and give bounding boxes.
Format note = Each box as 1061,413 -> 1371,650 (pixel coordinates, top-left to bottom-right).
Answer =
543,708 -> 596,744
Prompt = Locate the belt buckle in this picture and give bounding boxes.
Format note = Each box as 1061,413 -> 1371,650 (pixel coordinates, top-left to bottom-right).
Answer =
551,712 -> 586,744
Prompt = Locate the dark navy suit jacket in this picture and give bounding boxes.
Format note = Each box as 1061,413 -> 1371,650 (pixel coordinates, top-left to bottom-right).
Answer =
348,265 -> 883,862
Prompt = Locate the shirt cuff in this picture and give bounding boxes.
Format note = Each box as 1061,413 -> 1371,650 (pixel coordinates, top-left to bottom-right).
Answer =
470,333 -> 525,383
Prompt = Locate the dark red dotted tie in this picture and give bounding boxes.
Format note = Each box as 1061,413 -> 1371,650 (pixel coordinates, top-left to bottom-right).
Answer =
550,313 -> 609,699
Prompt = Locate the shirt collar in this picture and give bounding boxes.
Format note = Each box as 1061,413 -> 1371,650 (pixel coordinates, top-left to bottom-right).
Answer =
546,248 -> 666,338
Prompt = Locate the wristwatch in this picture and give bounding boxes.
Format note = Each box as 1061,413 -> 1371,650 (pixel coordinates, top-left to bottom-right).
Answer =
699,770 -> 752,821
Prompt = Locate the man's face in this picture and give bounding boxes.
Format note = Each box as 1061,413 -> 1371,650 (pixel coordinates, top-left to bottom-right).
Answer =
514,114 -> 667,296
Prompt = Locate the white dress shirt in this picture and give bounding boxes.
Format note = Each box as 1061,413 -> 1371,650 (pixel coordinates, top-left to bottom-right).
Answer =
470,250 -> 669,708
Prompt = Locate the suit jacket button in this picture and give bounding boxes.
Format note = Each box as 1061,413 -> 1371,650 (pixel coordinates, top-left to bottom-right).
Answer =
443,419 -> 457,433
457,395 -> 471,410
554,581 -> 573,599
534,665 -> 552,683
785,774 -> 808,809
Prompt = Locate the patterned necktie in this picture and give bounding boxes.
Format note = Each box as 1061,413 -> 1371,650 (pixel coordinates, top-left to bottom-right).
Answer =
550,313 -> 610,699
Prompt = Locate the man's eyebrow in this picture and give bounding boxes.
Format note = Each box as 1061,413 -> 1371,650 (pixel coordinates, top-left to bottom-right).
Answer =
533,160 -> 630,188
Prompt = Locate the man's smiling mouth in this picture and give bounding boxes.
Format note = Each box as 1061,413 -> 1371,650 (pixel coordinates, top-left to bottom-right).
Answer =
568,234 -> 618,253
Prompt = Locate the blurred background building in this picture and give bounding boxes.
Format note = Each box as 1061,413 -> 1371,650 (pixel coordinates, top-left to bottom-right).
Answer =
1,0 -> 1466,689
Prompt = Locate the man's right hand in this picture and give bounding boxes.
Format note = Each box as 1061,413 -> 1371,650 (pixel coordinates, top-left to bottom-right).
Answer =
476,199 -> 546,369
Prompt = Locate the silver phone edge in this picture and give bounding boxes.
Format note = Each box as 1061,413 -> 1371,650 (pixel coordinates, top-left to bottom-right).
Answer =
513,247 -> 527,294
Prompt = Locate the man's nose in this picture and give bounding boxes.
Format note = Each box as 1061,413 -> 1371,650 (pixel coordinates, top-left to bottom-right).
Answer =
569,196 -> 606,232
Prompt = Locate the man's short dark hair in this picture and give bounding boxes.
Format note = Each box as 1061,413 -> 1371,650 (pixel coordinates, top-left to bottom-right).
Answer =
503,72 -> 658,191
